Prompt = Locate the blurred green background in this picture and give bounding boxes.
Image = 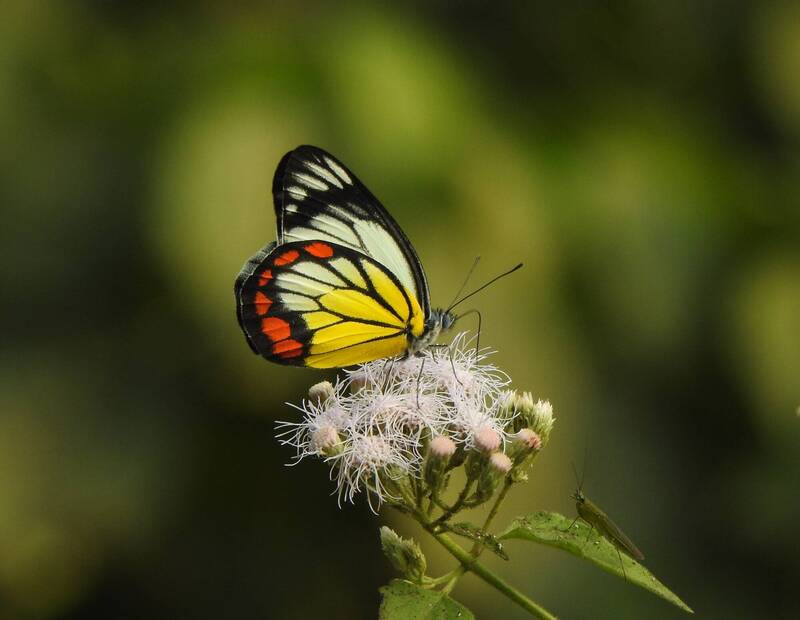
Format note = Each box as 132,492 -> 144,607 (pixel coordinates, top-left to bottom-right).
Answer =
2,1 -> 799,618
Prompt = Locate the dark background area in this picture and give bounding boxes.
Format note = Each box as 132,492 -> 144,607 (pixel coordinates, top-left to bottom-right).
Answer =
2,1 -> 799,618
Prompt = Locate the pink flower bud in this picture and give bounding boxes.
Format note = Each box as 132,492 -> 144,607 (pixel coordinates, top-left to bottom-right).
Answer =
308,380 -> 334,404
515,428 -> 542,451
489,451 -> 512,474
474,425 -> 501,452
429,435 -> 457,459
311,424 -> 340,454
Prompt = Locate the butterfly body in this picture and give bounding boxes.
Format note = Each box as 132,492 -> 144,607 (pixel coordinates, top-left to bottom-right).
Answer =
235,145 -> 455,369
410,308 -> 457,356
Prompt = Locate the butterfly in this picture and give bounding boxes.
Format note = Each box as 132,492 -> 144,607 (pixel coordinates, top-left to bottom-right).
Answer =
234,145 -> 460,369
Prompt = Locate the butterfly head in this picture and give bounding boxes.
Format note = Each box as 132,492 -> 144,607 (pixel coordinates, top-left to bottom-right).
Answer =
407,308 -> 456,355
430,308 -> 457,332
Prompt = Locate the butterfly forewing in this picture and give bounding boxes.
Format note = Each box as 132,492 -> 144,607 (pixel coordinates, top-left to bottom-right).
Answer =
272,145 -> 431,317
235,240 -> 426,368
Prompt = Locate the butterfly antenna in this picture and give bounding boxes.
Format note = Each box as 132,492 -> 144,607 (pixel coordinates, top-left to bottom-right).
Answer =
447,255 -> 481,310
447,263 -> 523,313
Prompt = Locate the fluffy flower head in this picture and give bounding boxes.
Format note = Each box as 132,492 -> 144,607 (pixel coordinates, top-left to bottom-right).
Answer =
278,333 -> 537,510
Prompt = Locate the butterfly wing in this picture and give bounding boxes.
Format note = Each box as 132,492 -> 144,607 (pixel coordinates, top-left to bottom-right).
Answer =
235,240 -> 426,368
272,145 -> 431,317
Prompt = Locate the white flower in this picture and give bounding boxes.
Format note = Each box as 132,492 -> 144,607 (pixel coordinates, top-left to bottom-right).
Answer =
278,332 -> 521,510
329,430 -> 416,512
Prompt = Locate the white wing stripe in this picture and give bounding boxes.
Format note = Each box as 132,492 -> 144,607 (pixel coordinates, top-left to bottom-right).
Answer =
324,157 -> 352,185
285,186 -> 307,198
293,172 -> 328,191
292,261 -> 346,287
304,161 -> 344,189
309,214 -> 360,245
285,225 -> 354,248
275,272 -> 334,296
279,292 -> 319,311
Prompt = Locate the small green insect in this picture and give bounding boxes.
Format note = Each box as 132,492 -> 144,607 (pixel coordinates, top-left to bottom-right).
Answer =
566,463 -> 645,578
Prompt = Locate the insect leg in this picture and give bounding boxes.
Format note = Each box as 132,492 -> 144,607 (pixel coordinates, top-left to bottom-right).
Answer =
563,514 -> 581,533
616,546 -> 628,581
429,343 -> 449,356
380,357 -> 397,391
448,342 -> 463,387
415,356 -> 426,410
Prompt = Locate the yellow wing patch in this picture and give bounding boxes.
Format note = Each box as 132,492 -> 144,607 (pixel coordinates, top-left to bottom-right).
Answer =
362,261 -> 410,320
237,238 -> 427,368
310,322 -> 401,355
303,311 -> 341,330
305,334 -> 409,368
318,288 -> 405,326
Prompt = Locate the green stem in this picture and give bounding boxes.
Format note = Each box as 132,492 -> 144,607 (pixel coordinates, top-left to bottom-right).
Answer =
432,477 -> 475,525
430,531 -> 556,620
412,476 -> 424,509
423,568 -> 463,587
442,478 -> 515,593
472,478 -> 513,553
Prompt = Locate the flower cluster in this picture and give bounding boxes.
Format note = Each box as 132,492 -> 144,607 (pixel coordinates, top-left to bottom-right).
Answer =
277,333 -> 554,511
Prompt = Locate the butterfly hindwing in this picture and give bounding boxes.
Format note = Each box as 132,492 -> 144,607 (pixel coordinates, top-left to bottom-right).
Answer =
235,240 -> 426,368
272,145 -> 431,317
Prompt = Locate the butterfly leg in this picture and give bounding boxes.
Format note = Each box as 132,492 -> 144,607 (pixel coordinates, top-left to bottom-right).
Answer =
454,308 -> 483,355
415,356 -> 427,410
380,357 -> 397,391
427,343 -> 450,357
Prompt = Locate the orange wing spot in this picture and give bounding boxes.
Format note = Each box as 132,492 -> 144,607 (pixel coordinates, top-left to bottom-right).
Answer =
274,250 -> 300,266
305,242 -> 334,258
253,291 -> 272,315
258,269 -> 273,286
273,339 -> 303,358
261,317 -> 290,341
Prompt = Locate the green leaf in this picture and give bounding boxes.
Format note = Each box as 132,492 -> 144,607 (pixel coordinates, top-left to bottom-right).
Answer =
379,580 -> 474,620
443,522 -> 510,561
499,511 -> 693,614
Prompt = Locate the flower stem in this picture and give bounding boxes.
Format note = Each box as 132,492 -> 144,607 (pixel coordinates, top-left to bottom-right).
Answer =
429,530 -> 556,620
474,478 -> 513,549
442,477 -> 515,592
432,476 -> 475,525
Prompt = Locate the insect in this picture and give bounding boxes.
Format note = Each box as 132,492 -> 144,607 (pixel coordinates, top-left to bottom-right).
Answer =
234,145 -> 520,368
567,463 -> 645,578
